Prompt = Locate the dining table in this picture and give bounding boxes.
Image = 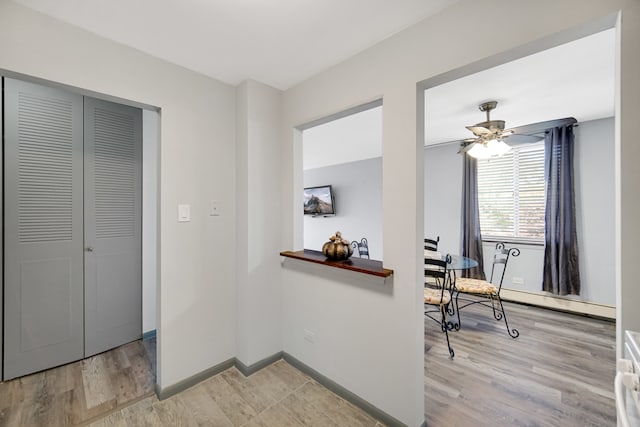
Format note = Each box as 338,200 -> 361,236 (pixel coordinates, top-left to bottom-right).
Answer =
424,250 -> 479,331
424,250 -> 478,271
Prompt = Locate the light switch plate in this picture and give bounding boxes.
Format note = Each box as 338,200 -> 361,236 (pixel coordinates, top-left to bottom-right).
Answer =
178,204 -> 191,222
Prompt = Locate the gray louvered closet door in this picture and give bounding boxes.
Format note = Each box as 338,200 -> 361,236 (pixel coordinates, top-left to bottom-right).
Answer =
4,78 -> 142,379
84,98 -> 142,357
3,78 -> 85,379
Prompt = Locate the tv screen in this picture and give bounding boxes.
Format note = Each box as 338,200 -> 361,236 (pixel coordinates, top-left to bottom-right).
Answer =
304,185 -> 335,215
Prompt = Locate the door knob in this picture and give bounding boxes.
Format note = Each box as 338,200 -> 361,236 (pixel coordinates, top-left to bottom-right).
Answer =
86,246 -> 94,252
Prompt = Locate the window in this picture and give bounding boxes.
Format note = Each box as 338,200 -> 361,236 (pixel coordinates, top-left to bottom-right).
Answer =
477,142 -> 545,242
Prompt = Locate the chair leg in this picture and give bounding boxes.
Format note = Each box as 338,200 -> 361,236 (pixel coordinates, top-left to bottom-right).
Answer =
453,291 -> 462,331
489,294 -> 501,321
496,296 -> 519,339
441,305 -> 454,359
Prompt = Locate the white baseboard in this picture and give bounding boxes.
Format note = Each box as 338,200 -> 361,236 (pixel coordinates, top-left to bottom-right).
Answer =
500,288 -> 615,319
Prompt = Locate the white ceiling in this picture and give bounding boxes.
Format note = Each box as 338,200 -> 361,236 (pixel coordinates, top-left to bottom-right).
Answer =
12,0 -> 458,90
303,106 -> 382,170
16,0 -> 614,167
425,28 -> 615,145
303,28 -> 615,169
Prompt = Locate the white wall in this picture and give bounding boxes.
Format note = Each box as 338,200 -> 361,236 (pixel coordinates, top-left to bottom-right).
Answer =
304,157 -> 383,260
235,80 -> 283,367
574,117 -> 615,304
425,117 -> 615,308
280,1 -> 640,424
3,0 -> 640,423
142,109 -> 159,333
0,0 -> 237,389
424,143 -> 462,256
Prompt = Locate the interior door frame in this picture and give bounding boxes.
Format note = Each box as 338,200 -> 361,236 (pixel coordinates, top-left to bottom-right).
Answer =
0,71 -> 161,382
1,77 -> 4,380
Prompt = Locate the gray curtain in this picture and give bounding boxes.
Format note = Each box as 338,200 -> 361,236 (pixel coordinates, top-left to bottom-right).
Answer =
461,154 -> 485,279
543,125 -> 581,295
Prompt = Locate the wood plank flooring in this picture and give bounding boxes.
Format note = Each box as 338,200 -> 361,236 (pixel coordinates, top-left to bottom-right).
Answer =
0,339 -> 156,426
90,361 -> 383,426
425,300 -> 616,426
0,302 -> 616,426
0,337 -> 384,426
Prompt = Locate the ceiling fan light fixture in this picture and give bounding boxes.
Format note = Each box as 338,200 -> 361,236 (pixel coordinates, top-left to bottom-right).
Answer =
467,143 -> 491,159
487,138 -> 512,156
467,138 -> 512,159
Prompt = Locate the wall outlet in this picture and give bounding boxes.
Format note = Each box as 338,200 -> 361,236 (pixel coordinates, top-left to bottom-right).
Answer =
210,200 -> 221,216
512,276 -> 525,285
303,329 -> 316,343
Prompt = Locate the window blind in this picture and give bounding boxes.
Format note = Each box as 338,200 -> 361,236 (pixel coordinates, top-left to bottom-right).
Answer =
477,142 -> 545,241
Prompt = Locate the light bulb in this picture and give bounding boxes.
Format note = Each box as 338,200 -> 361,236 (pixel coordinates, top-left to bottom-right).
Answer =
485,139 -> 512,157
467,143 -> 491,159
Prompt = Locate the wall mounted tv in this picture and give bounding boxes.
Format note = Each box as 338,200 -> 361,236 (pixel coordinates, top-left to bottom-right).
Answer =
303,185 -> 335,216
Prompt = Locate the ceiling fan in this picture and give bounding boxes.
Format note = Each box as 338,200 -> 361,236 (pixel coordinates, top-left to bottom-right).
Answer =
459,101 -> 577,159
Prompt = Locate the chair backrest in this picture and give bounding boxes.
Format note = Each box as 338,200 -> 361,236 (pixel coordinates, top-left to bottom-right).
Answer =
424,236 -> 440,251
351,238 -> 370,259
489,242 -> 520,291
424,254 -> 452,290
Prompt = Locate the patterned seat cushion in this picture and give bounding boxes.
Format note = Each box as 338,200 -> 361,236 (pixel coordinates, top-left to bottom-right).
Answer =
455,278 -> 497,295
424,288 -> 451,305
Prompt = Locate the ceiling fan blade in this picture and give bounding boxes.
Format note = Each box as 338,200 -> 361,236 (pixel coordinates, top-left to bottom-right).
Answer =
465,125 -> 492,136
505,134 -> 542,144
457,141 -> 476,154
507,117 -> 577,136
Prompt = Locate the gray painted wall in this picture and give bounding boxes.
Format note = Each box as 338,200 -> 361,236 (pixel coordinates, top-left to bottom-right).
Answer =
304,157 -> 382,260
424,117 -> 615,305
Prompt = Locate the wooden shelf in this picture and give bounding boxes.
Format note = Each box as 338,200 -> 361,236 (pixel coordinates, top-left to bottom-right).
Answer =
279,249 -> 393,278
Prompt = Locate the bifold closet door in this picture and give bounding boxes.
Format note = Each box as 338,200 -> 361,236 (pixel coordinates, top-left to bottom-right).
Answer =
3,78 -> 85,379
83,98 -> 142,357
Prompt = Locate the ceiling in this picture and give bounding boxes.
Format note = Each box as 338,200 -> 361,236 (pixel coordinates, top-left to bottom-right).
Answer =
425,28 -> 615,146
12,0 -> 458,90
303,28 -> 615,169
303,106 -> 382,170
14,0 -> 614,166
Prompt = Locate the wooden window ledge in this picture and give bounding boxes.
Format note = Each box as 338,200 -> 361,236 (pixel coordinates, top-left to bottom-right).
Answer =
280,249 -> 393,278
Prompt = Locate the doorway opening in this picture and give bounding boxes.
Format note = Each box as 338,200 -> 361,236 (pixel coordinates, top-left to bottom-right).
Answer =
418,21 -> 617,425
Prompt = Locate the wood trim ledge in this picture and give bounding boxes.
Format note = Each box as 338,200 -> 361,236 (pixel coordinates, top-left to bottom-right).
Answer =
280,249 -> 393,278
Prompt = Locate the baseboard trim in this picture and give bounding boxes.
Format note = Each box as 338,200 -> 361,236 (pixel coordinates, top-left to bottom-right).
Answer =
142,329 -> 156,340
155,357 -> 235,400
282,352 -> 408,427
155,351 -> 420,426
500,288 -> 615,319
235,352 -> 284,377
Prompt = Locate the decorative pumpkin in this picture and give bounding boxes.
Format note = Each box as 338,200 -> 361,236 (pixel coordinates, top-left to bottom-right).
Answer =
322,231 -> 353,260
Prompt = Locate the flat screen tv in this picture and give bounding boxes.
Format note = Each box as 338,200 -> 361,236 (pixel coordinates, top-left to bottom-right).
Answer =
304,185 -> 335,216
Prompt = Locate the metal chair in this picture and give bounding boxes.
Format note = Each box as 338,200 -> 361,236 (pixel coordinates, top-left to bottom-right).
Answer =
424,236 -> 441,286
424,236 -> 440,251
351,238 -> 369,259
453,242 -> 520,338
424,254 -> 455,359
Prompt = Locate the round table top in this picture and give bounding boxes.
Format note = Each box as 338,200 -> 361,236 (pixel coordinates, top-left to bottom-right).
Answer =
446,254 -> 479,270
424,250 -> 478,270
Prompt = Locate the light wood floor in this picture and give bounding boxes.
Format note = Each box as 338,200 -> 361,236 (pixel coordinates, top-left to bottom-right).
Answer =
0,338 -> 157,426
0,338 -> 384,426
425,300 -> 616,426
0,302 -> 616,426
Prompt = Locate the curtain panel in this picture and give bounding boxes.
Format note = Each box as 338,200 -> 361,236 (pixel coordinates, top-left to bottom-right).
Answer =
461,154 -> 486,279
543,125 -> 581,295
